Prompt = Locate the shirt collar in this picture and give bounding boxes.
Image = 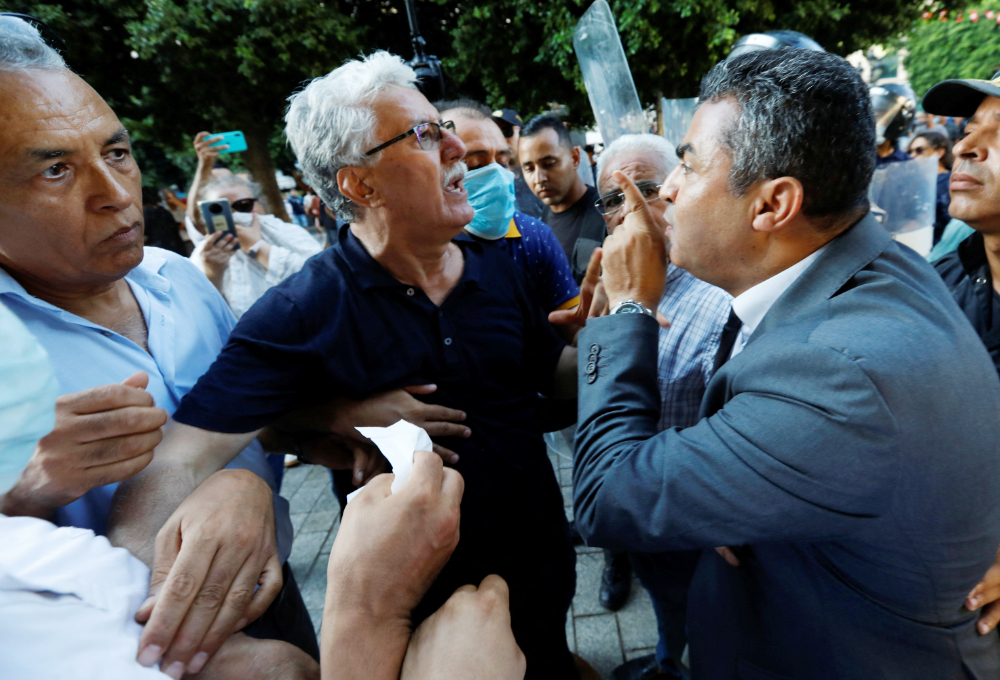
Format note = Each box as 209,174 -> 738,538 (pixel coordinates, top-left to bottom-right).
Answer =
731,243 -> 829,337
957,229 -> 989,279
337,223 -> 484,292
0,248 -> 172,310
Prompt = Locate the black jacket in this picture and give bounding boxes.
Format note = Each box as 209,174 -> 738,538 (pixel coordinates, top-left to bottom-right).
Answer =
935,230 -> 1000,374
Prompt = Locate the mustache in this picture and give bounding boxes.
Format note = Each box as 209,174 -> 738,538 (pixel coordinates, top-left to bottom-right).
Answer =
443,161 -> 468,187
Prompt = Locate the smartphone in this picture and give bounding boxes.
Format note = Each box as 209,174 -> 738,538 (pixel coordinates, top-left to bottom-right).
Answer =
198,199 -> 238,239
208,130 -> 247,155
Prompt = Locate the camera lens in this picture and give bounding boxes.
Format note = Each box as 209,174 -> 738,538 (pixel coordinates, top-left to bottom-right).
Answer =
208,203 -> 222,214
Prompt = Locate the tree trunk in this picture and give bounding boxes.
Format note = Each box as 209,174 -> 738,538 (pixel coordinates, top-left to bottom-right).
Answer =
242,124 -> 291,223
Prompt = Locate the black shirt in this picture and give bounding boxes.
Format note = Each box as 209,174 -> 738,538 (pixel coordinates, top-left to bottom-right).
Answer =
935,230 -> 1000,375
173,225 -> 575,631
541,185 -> 607,283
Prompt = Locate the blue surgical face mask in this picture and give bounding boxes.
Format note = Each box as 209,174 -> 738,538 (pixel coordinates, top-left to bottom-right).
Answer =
464,163 -> 516,240
0,303 -> 58,496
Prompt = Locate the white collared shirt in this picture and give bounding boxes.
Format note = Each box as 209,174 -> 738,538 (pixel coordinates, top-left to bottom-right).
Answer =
730,244 -> 829,359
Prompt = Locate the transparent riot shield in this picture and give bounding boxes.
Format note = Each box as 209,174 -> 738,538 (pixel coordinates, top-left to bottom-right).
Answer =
573,0 -> 646,145
660,97 -> 698,153
868,155 -> 937,256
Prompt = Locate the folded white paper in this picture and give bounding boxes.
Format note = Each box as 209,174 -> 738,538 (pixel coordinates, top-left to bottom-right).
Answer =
345,419 -> 434,503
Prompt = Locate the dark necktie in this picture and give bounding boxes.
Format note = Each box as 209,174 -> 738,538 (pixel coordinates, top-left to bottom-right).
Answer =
713,308 -> 743,373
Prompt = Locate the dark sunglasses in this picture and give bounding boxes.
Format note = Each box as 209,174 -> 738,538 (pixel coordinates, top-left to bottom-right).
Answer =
0,13 -> 67,54
595,181 -> 663,216
231,198 -> 257,213
364,120 -> 455,157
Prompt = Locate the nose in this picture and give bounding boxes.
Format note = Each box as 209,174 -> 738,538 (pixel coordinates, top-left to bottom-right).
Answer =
88,158 -> 135,213
953,131 -> 982,163
441,126 -> 467,165
661,165 -> 681,203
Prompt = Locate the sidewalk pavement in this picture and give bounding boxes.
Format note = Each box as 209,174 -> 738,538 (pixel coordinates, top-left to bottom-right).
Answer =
282,444 -> 659,680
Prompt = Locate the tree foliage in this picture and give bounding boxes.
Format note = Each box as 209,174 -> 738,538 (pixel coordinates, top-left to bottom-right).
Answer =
904,5 -> 1000,98
1,0 -> 935,190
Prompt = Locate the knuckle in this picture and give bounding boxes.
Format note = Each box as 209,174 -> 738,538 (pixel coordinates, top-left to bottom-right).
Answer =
193,583 -> 227,610
167,572 -> 200,600
225,585 -> 255,610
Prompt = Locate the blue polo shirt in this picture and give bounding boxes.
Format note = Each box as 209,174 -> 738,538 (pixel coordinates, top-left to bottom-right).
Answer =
172,225 -> 575,628
495,212 -> 580,313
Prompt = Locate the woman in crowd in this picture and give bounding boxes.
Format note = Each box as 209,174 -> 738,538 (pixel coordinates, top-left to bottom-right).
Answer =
908,129 -> 954,244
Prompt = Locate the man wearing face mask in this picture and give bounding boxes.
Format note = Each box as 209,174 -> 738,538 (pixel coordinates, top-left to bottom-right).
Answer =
437,100 -> 581,314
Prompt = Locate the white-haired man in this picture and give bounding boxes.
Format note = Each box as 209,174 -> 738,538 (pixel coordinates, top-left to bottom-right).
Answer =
112,52 -> 581,679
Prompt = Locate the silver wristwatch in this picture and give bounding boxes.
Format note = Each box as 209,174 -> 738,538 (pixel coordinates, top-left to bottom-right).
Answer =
610,300 -> 654,317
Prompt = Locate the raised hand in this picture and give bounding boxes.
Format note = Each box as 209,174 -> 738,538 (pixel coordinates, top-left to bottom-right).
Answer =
600,170 -> 670,313
193,131 -> 225,168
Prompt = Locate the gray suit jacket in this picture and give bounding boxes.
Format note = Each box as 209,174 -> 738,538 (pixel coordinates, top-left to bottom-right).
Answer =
574,214 -> 1000,679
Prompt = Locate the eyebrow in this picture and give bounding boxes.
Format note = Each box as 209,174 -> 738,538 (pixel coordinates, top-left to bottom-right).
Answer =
27,127 -> 131,162
676,143 -> 694,159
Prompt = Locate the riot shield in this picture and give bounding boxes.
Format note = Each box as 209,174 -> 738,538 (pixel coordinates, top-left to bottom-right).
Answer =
660,97 -> 698,161
868,155 -> 937,256
573,0 -> 646,145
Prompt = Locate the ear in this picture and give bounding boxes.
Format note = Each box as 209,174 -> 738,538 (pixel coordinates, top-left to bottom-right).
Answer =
570,145 -> 581,170
750,177 -> 804,234
337,167 -> 380,210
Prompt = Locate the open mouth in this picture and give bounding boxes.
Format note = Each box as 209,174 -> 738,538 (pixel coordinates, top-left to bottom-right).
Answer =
443,161 -> 467,196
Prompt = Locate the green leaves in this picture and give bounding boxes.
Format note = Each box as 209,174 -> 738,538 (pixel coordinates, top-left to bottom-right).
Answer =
905,5 -> 1000,98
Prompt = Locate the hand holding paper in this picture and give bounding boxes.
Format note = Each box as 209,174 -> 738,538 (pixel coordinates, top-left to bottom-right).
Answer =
347,420 -> 434,503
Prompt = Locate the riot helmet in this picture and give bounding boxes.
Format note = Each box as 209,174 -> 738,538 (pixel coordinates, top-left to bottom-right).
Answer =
870,83 -> 916,145
728,30 -> 824,60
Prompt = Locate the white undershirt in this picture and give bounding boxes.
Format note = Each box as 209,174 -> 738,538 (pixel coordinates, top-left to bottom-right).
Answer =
729,244 -> 829,359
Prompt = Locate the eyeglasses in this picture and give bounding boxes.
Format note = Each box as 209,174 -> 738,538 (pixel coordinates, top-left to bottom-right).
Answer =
364,121 -> 455,157
230,198 -> 257,213
908,145 -> 929,157
595,181 -> 664,215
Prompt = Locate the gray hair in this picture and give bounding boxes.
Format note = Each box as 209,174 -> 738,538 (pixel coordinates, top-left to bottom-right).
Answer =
0,16 -> 67,73
285,51 -> 418,222
199,174 -> 261,203
596,134 -> 677,190
698,48 -> 874,221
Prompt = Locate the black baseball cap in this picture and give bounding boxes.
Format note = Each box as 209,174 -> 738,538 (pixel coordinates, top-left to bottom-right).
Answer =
492,109 -> 523,128
923,71 -> 1000,118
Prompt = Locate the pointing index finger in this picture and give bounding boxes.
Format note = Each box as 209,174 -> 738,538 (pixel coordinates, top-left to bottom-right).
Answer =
613,170 -> 659,237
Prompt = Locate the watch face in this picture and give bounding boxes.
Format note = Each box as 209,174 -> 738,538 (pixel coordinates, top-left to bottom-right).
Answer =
615,302 -> 640,314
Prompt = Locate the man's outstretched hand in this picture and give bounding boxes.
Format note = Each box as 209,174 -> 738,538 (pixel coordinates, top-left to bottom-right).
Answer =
600,171 -> 669,313
134,469 -> 282,679
401,575 -> 525,680
321,450 -> 464,680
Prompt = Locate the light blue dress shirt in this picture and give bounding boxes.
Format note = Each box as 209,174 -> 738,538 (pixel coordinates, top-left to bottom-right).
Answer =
656,264 -> 732,431
0,248 -> 292,561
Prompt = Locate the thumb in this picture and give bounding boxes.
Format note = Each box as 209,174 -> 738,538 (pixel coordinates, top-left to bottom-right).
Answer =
122,371 -> 149,390
613,171 -> 661,238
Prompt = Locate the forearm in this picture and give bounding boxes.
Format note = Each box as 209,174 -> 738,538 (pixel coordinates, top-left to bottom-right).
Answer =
0,482 -> 56,520
186,162 -> 212,234
321,608 -> 411,680
106,421 -> 260,565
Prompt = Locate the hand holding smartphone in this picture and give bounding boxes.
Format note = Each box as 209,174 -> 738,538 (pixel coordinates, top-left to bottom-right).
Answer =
198,199 -> 239,245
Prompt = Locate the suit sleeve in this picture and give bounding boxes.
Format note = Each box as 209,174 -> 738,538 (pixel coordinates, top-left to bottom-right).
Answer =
573,314 -> 901,553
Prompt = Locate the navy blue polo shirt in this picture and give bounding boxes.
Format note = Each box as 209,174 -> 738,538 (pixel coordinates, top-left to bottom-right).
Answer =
173,224 -> 575,626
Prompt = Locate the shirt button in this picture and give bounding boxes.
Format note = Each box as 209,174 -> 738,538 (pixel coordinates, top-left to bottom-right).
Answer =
587,373 -> 598,384
975,276 -> 988,285
101,330 -> 112,337
590,343 -> 600,354
586,362 -> 597,374
444,337 -> 453,346
406,288 -> 415,296
588,353 -> 598,363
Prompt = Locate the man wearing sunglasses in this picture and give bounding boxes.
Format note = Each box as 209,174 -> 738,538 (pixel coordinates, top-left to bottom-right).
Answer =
113,51 -> 582,680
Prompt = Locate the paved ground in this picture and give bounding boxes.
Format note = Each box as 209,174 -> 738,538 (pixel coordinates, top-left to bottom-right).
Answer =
282,440 -> 659,679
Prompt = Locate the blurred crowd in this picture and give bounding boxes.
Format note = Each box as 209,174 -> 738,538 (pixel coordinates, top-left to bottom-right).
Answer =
5,13 -> 1000,680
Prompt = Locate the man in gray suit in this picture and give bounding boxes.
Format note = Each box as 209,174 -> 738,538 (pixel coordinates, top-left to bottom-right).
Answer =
574,48 -> 1000,678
